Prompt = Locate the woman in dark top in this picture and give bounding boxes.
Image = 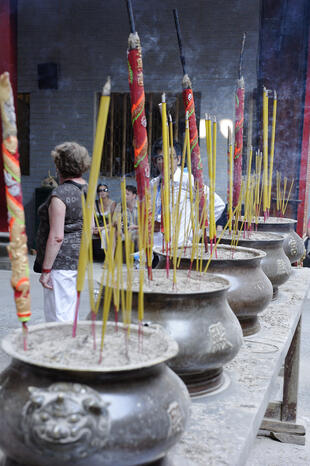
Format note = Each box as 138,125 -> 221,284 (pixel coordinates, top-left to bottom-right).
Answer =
35,142 -> 90,322
92,183 -> 116,261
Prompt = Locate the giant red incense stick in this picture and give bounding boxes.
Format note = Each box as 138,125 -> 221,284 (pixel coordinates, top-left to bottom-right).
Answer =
182,75 -> 206,222
173,9 -> 207,229
126,1 -> 152,279
233,33 -> 246,208
0,72 -> 31,332
127,33 -> 150,201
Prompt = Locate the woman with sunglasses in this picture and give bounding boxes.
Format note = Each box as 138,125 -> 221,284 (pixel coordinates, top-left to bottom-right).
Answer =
93,184 -> 116,260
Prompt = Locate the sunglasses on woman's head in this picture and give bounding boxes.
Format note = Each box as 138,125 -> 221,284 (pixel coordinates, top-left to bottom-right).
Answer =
99,188 -> 108,192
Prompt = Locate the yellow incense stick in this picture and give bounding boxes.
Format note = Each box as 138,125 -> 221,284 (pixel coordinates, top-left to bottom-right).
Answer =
211,118 -> 217,239
113,216 -> 122,313
228,127 -> 233,232
282,177 -> 287,214
262,87 -> 269,214
203,201 -> 242,274
137,199 -> 145,321
283,179 -> 294,215
161,94 -> 170,246
186,123 -> 195,237
77,77 -> 111,292
277,170 -> 281,212
172,117 -> 188,269
81,194 -> 95,314
121,178 -> 130,265
169,113 -> 175,219
245,146 -> 253,224
205,115 -> 214,239
268,90 -> 277,210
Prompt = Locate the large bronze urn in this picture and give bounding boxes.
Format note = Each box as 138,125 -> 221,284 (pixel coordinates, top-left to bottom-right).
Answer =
219,231 -> 291,298
155,244 -> 273,336
245,217 -> 305,264
0,322 -> 190,466
130,270 -> 243,397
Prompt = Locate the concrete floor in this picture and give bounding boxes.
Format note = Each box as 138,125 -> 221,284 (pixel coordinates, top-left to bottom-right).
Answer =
0,257 -> 309,465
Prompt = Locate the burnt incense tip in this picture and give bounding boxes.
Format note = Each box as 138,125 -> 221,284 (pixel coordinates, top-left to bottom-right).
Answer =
238,32 -> 246,79
274,90 -> 277,100
227,127 -> 232,145
169,113 -> 172,122
237,76 -> 244,89
126,0 -> 136,34
182,73 -> 192,89
161,93 -> 166,103
128,32 -> 140,49
102,76 -> 111,96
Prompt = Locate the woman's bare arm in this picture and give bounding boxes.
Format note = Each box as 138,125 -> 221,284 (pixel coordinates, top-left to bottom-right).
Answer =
39,197 -> 66,289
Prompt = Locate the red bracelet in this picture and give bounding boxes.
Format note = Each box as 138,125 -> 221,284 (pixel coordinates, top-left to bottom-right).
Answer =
42,268 -> 52,274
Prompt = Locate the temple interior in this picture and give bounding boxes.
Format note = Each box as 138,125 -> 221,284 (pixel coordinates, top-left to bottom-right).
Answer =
0,1 -> 310,465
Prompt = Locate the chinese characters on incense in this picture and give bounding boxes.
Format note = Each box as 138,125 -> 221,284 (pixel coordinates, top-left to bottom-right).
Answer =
0,72 -> 31,323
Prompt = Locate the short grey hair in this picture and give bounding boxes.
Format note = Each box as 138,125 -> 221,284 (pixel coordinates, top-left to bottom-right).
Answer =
52,142 -> 91,179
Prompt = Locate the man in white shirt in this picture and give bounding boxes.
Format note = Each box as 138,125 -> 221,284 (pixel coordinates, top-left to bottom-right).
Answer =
151,139 -> 225,250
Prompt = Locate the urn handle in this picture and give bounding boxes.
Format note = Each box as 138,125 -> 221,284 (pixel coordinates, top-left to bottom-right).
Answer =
21,382 -> 110,461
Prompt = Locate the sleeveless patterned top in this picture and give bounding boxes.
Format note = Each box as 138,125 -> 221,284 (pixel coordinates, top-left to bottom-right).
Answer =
35,181 -> 87,270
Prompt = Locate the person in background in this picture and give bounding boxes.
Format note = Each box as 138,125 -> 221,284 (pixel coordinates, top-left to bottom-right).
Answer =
113,184 -> 139,251
93,183 -> 116,261
151,138 -> 225,251
34,142 -> 90,322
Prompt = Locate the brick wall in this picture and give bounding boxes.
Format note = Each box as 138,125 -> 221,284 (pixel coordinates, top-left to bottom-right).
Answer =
17,0 -> 260,246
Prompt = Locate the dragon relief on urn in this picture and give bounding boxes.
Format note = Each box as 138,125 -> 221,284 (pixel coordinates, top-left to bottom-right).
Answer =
21,382 -> 110,461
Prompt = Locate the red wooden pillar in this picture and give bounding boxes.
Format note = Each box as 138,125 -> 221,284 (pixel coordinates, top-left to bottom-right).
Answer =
0,0 -> 17,232
297,24 -> 310,237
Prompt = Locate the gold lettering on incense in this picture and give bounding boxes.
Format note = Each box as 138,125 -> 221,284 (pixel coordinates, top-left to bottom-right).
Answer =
7,221 -> 31,314
138,72 -> 144,86
0,72 -> 30,320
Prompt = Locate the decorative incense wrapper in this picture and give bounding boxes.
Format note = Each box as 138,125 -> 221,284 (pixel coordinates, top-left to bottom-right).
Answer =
127,31 -> 153,278
127,33 -> 150,202
233,33 -> 246,208
0,72 -> 31,323
182,74 -> 207,223
233,76 -> 245,207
